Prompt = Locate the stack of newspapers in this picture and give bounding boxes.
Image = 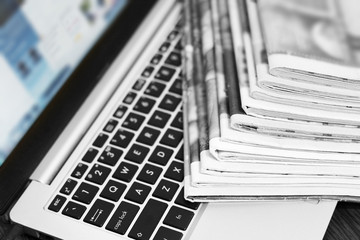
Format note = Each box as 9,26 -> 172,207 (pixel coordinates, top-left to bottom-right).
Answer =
183,0 -> 360,202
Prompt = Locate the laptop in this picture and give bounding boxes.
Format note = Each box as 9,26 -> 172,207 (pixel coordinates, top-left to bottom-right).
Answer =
0,0 -> 336,239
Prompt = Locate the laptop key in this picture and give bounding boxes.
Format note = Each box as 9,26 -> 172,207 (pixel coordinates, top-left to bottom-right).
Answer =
149,145 -> 173,166
169,78 -> 182,96
62,201 -> 87,220
113,105 -> 128,119
167,30 -> 179,41
159,94 -> 181,112
160,129 -> 183,148
122,112 -> 145,131
111,129 -> 134,148
164,161 -> 184,182
60,178 -> 78,195
123,92 -> 137,105
154,227 -> 183,240
136,127 -> 160,146
148,110 -> 170,129
124,144 -> 150,164
48,195 -> 67,212
137,163 -> 162,185
100,180 -> 127,202
72,182 -> 99,204
159,42 -> 171,53
144,81 -> 166,97
82,147 -> 98,163
113,161 -> 138,183
132,79 -> 146,91
171,112 -> 183,130
153,179 -> 179,202
86,164 -> 111,185
71,163 -> 88,179
134,97 -> 156,114
175,145 -> 184,161
141,66 -> 154,78
128,199 -> 168,240
164,206 -> 194,231
98,146 -> 123,166
125,182 -> 151,204
155,66 -> 176,82
84,199 -> 114,227
165,52 -> 181,67
150,54 -> 163,65
106,201 -> 140,235
103,119 -> 118,133
93,133 -> 108,148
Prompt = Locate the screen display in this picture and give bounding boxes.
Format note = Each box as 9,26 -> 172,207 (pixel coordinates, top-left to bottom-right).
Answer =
0,0 -> 128,166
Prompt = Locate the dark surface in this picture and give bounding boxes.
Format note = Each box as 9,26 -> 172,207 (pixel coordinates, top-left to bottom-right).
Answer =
1,202 -> 360,240
323,202 -> 360,240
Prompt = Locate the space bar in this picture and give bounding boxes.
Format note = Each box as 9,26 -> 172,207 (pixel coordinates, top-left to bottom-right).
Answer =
128,199 -> 168,240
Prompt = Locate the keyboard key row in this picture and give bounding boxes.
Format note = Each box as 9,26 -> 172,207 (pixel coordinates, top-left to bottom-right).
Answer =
110,127 -> 182,155
51,184 -> 199,237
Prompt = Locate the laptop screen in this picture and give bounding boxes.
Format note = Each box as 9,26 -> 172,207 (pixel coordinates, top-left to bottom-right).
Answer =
0,0 -> 128,167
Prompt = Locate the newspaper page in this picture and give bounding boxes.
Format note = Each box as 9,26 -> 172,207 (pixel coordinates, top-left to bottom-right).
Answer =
203,154 -> 360,179
210,137 -> 360,165
241,35 -> 360,141
246,0 -> 360,114
242,27 -> 360,127
257,0 -> 360,90
254,0 -> 360,102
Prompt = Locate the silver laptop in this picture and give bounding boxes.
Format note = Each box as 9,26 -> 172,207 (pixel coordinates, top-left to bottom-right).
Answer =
0,0 -> 336,239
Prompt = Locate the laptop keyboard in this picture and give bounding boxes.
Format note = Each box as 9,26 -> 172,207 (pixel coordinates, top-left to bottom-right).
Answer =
47,21 -> 201,240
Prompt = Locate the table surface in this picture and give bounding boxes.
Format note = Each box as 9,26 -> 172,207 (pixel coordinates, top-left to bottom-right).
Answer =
323,202 -> 360,240
1,202 -> 360,240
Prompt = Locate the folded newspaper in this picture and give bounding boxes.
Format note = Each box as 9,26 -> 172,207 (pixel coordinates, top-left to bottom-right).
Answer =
183,0 -> 360,202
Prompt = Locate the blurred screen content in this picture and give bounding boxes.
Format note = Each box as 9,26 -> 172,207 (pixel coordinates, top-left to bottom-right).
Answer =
0,0 -> 128,166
